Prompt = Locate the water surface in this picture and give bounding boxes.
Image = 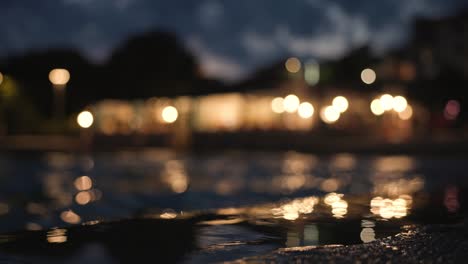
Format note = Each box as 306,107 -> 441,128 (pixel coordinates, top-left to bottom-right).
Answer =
0,150 -> 466,263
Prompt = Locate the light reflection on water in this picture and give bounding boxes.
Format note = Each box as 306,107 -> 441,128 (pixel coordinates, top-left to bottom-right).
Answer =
272,196 -> 319,220
370,196 -> 411,219
0,150 -> 466,259
47,228 -> 67,243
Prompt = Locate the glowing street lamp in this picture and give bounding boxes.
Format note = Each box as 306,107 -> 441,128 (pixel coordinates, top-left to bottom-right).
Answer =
398,105 -> 413,120
162,106 -> 178,123
392,96 -> 408,113
285,57 -> 301,73
370,99 -> 384,116
49,68 -> 70,120
379,94 -> 394,111
77,110 -> 94,151
283,94 -> 300,113
77,111 -> 94,128
271,97 -> 285,113
361,68 -> 376,84
298,102 -> 314,119
49,69 -> 70,86
332,96 -> 349,113
320,105 -> 340,124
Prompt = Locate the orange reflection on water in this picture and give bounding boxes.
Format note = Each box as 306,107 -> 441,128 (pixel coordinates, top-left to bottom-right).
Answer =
370,195 -> 411,219
330,153 -> 356,171
320,178 -> 340,192
373,177 -> 424,197
215,177 -> 246,195
360,220 -> 375,243
272,196 -> 319,220
75,191 -> 92,205
60,210 -> 81,224
324,193 -> 348,218
44,173 -> 73,207
374,156 -> 414,172
324,192 -> 342,205
47,228 -> 67,243
160,209 -> 177,219
26,222 -> 42,231
283,174 -> 306,192
217,207 -> 245,215
163,160 -> 189,193
74,176 -> 93,191
360,228 -> 375,243
275,152 -> 317,193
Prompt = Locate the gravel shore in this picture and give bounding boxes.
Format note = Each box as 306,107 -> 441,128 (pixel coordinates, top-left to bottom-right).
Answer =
232,224 -> 468,263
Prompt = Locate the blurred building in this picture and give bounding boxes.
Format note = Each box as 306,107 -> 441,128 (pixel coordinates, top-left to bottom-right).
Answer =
412,10 -> 468,79
88,71 -> 425,144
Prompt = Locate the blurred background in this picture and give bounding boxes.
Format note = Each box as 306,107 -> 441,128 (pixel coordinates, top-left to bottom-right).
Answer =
0,1 -> 468,263
0,0 -> 467,152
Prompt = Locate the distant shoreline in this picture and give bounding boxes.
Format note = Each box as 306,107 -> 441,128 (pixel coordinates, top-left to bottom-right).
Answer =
1,133 -> 468,156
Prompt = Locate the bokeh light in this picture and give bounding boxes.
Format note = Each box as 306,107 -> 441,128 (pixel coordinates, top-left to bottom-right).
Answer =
47,229 -> 67,243
160,209 -> 177,219
75,191 -> 92,205
331,199 -> 348,218
320,106 -> 340,123
162,106 -> 178,123
48,68 -> 70,86
321,179 -> 339,192
74,176 -> 93,191
360,227 -> 376,243
304,60 -> 319,85
298,102 -> 314,118
332,96 -> 349,113
271,97 -> 285,113
398,105 -> 413,120
392,96 -> 408,113
77,111 -> 94,128
379,94 -> 394,111
170,176 -> 188,193
283,94 -> 300,113
444,100 -> 460,120
324,192 -> 343,206
60,210 -> 81,224
285,57 -> 301,73
163,160 -> 188,193
370,195 -> 410,219
324,193 -> 347,218
0,72 -> 3,85
361,68 -> 376,84
370,99 -> 385,116
272,196 -> 318,221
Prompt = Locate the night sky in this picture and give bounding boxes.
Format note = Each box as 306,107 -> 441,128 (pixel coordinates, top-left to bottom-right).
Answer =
1,0 -> 467,81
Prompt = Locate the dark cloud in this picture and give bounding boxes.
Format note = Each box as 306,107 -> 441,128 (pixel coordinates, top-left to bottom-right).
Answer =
0,0 -> 466,80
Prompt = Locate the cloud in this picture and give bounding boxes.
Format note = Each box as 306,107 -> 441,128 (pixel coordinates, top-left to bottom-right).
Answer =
63,0 -> 134,10
242,31 -> 279,57
198,1 -> 224,28
1,0 -> 467,82
242,2 -> 370,60
239,0 -> 447,61
277,27 -> 349,59
187,36 -> 244,81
